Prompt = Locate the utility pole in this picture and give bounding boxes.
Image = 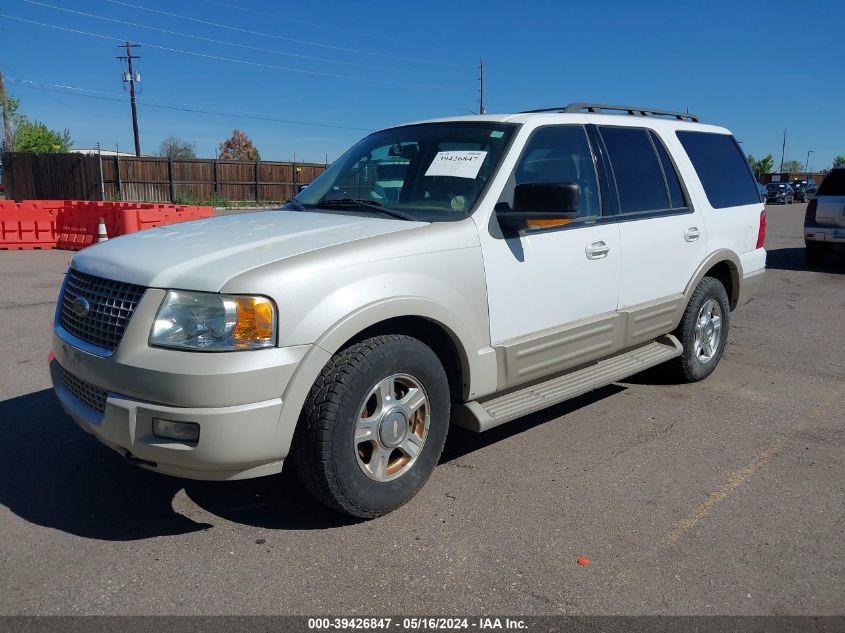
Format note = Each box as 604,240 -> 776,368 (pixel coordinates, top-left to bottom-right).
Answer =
779,128 -> 786,174
478,58 -> 485,115
0,70 -> 14,152
117,42 -> 142,157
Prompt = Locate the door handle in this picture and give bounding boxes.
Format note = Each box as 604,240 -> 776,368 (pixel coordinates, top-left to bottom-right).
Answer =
585,240 -> 610,259
684,227 -> 701,242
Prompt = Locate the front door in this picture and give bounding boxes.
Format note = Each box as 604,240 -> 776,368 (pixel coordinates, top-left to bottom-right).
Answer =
477,124 -> 622,385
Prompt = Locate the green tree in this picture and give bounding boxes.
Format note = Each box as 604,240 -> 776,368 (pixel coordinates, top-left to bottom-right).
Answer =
218,129 -> 260,161
15,120 -> 72,153
747,154 -> 774,180
0,93 -> 27,151
833,155 -> 845,168
159,136 -> 196,159
782,160 -> 804,174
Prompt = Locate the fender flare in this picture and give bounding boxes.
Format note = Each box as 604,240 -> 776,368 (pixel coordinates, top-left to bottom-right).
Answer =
680,249 -> 743,315
274,297 -> 495,458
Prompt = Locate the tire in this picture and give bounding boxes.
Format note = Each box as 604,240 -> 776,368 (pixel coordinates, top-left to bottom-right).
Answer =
805,241 -> 828,265
668,276 -> 731,383
291,335 -> 450,518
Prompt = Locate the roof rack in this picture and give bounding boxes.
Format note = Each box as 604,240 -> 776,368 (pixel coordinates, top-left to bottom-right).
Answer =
522,103 -> 701,123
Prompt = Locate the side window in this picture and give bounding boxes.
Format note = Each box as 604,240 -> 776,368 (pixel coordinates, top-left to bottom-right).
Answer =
676,131 -> 760,208
502,125 -> 600,218
649,131 -> 687,209
599,126 -> 670,214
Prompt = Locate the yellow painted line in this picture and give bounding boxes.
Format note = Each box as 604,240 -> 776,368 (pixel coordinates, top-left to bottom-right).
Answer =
663,435 -> 788,545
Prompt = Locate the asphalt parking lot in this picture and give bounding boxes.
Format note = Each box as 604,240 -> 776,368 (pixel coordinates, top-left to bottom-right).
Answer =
0,203 -> 842,615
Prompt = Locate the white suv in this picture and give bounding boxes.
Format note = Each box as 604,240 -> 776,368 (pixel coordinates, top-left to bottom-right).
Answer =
51,103 -> 767,517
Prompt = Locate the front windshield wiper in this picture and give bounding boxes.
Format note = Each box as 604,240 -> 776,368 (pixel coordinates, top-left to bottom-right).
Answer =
284,198 -> 307,211
316,198 -> 415,221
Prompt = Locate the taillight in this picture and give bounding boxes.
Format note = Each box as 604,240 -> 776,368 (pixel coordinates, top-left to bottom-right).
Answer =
756,209 -> 766,249
805,199 -> 817,224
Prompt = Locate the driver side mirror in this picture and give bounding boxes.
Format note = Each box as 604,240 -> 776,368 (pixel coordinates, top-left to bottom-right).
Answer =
496,182 -> 580,232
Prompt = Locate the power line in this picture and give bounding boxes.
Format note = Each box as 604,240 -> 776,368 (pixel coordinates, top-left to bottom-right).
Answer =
0,15 -> 468,91
103,0 -> 471,68
196,0 -> 413,47
7,76 -> 373,132
24,0 -> 442,77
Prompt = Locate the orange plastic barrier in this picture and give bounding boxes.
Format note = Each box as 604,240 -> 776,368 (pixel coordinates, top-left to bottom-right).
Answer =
0,200 -> 62,250
55,201 -> 105,251
2,200 -> 214,251
117,204 -> 214,234
54,201 -> 214,251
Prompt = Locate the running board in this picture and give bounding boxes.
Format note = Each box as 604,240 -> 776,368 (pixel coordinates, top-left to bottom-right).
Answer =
454,335 -> 683,432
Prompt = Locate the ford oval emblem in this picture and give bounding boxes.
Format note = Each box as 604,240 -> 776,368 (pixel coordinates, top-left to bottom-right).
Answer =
72,297 -> 91,317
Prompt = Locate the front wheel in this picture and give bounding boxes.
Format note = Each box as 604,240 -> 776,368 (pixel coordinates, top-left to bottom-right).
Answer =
668,277 -> 731,383
291,335 -> 450,518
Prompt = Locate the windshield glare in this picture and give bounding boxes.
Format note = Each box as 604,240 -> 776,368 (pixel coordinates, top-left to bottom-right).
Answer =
294,122 -> 517,221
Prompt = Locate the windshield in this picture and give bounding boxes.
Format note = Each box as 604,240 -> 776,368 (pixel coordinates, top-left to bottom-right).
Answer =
293,122 -> 517,221
767,183 -> 786,189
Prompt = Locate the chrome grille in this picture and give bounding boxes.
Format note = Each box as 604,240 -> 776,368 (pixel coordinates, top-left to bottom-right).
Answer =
57,364 -> 108,415
59,269 -> 146,352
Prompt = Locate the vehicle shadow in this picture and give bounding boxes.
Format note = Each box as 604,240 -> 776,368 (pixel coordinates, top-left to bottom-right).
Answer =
765,246 -> 844,273
0,389 -> 352,540
1,384 -> 630,537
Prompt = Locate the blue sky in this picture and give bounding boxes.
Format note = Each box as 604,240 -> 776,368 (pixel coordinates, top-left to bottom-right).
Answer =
1,0 -> 842,168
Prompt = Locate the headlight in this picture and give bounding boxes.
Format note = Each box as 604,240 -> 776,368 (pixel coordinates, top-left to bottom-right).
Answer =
150,290 -> 276,350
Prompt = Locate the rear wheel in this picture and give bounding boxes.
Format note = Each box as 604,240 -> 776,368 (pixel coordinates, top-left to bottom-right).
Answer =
668,276 -> 731,383
291,335 -> 450,518
805,241 -> 828,265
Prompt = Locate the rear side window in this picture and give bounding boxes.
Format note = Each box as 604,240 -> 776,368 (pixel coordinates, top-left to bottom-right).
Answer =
676,131 -> 760,208
599,126 -> 670,214
817,169 -> 845,196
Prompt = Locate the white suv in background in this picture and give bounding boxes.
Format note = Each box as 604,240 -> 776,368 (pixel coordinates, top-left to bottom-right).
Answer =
51,103 -> 767,517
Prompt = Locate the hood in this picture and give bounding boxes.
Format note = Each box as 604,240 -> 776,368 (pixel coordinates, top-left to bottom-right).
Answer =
71,210 -> 427,291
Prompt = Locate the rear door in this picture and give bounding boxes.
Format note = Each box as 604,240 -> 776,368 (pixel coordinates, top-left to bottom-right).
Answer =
594,124 -> 707,313
815,169 -> 845,228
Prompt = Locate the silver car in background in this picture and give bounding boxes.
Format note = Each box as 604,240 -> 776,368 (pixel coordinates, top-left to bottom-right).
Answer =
804,167 -> 845,264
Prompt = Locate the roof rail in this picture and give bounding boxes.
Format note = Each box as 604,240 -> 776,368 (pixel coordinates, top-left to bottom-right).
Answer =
522,103 -> 701,123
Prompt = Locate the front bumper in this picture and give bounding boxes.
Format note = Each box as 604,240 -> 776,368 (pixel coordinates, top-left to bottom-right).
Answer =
51,357 -> 287,480
51,286 -> 313,480
804,226 -> 845,245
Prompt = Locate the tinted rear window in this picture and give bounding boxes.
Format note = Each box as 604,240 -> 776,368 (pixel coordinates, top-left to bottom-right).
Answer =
817,170 -> 845,196
676,131 -> 760,208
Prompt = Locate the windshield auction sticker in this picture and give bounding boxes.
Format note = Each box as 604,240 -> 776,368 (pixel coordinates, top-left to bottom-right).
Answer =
424,151 -> 488,179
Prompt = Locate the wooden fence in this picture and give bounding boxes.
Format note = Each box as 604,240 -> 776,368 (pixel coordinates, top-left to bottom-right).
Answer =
760,171 -> 829,185
1,152 -> 329,203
